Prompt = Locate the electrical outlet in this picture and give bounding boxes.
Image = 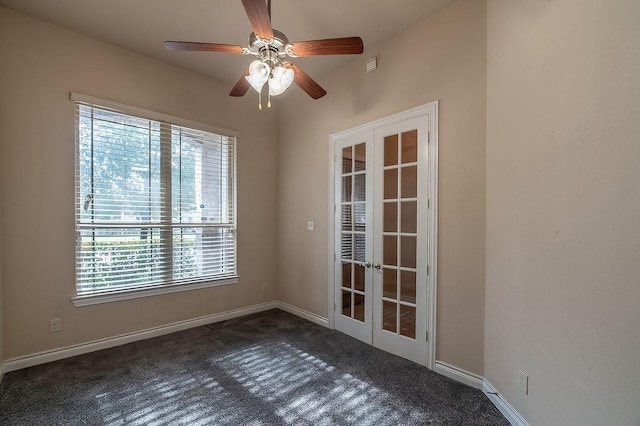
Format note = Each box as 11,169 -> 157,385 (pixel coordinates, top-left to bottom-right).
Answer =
50,318 -> 62,333
518,370 -> 529,394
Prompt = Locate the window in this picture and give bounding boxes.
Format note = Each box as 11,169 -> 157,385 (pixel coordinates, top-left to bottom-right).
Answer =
72,93 -> 237,304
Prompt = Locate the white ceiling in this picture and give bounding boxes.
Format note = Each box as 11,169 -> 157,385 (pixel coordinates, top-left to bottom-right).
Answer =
0,0 -> 456,86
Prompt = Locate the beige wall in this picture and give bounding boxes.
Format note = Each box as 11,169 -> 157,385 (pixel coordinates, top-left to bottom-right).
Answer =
486,1 -> 640,424
276,0 -> 487,375
0,7 -> 278,360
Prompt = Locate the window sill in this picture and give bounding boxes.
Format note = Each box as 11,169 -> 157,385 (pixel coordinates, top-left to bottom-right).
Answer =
71,277 -> 239,307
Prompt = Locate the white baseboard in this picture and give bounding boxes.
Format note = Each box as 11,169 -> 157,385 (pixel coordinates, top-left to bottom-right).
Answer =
434,361 -> 529,426
275,301 -> 330,328
3,301 -> 280,374
1,301 -> 329,375
435,360 -> 484,389
483,380 -> 530,426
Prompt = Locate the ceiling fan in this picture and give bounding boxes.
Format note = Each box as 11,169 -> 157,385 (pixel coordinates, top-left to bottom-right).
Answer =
164,0 -> 364,109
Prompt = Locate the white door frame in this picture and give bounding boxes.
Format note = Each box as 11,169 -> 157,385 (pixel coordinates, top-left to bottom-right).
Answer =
327,101 -> 439,370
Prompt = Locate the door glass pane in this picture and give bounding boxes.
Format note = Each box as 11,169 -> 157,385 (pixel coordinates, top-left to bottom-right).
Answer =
383,202 -> 397,233
354,203 -> 366,232
354,293 -> 365,322
342,291 -> 352,317
342,204 -> 353,231
384,134 -> 398,166
341,262 -> 352,289
383,235 -> 397,266
400,305 -> 416,339
400,201 -> 417,233
354,143 -> 366,172
383,268 -> 397,299
354,264 -> 365,292
354,174 -> 366,202
341,233 -> 353,260
401,130 -> 418,164
383,301 -> 397,332
400,270 -> 416,303
400,166 -> 417,199
342,176 -> 352,202
354,234 -> 365,262
400,236 -> 416,268
342,147 -> 352,173
384,169 -> 398,200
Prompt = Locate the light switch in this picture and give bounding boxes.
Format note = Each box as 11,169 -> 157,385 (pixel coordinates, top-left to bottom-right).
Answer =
307,221 -> 315,231
366,57 -> 377,73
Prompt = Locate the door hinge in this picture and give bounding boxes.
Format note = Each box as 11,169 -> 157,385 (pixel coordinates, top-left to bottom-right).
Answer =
427,198 -> 430,209
428,131 -> 430,143
334,253 -> 337,261
426,331 -> 429,341
334,302 -> 336,312
334,204 -> 337,213
427,265 -> 429,276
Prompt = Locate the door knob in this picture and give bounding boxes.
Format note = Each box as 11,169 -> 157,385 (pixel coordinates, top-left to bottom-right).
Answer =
374,263 -> 382,270
364,262 -> 372,268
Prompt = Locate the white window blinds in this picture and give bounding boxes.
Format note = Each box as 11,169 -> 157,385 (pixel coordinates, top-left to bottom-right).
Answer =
73,94 -> 237,297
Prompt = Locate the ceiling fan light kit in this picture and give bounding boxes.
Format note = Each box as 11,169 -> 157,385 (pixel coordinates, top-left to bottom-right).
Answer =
245,59 -> 270,92
164,0 -> 364,109
268,66 -> 294,96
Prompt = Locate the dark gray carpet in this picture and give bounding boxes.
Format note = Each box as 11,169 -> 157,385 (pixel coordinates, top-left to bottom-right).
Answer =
0,309 -> 509,425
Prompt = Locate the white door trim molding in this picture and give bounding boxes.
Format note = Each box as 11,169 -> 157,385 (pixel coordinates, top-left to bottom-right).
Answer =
327,101 -> 438,369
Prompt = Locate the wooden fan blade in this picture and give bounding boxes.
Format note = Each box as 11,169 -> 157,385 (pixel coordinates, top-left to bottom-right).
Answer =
229,69 -> 251,97
287,37 -> 364,57
241,0 -> 273,40
164,41 -> 245,54
289,63 -> 327,99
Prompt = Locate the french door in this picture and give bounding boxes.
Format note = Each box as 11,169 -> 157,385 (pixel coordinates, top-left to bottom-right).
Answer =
331,104 -> 437,367
333,130 -> 375,344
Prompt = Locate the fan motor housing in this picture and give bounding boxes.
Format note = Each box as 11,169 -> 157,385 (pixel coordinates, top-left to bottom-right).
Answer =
249,29 -> 289,58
